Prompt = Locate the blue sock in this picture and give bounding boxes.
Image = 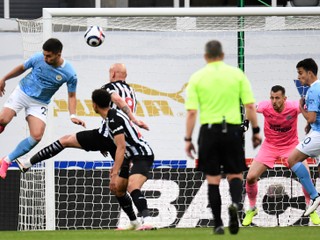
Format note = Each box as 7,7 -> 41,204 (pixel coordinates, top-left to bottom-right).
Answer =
292,162 -> 318,199
8,136 -> 39,162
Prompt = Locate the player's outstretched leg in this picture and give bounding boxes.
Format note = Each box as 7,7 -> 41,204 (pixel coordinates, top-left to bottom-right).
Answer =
0,136 -> 39,179
16,140 -> 65,174
16,158 -> 31,173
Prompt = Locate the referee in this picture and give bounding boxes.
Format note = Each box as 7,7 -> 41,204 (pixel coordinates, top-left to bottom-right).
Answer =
184,40 -> 261,235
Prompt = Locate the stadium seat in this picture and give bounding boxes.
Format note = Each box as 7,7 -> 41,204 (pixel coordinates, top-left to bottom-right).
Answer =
290,0 -> 319,6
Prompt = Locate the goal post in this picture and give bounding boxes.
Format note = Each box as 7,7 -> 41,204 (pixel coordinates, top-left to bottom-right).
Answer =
16,7 -> 320,230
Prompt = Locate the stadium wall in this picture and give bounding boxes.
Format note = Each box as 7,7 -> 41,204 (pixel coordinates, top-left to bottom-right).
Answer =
1,167 -> 320,230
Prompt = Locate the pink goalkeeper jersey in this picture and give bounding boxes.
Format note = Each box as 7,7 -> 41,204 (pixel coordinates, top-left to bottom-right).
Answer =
257,100 -> 300,147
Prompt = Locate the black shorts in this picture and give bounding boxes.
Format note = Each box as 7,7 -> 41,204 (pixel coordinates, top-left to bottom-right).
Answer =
76,129 -> 154,179
76,129 -> 116,159
119,155 -> 154,179
197,124 -> 247,176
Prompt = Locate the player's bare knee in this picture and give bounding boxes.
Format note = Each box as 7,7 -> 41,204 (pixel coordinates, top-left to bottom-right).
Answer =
246,175 -> 258,185
287,157 -> 296,168
113,189 -> 126,197
31,134 -> 43,142
59,134 -> 75,147
0,116 -> 9,125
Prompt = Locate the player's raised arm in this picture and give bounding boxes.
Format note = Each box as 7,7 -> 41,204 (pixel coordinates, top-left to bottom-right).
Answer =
111,92 -> 149,130
0,64 -> 26,96
103,63 -> 149,131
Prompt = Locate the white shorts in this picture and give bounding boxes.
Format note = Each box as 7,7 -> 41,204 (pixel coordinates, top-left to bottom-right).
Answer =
296,130 -> 320,158
4,86 -> 48,123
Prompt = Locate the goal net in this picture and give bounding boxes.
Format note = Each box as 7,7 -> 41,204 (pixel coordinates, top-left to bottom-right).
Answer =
16,7 -> 320,230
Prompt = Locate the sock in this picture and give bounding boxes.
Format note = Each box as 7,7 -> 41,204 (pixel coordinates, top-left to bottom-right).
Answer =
30,140 -> 64,165
8,136 -> 39,162
246,181 -> 258,209
292,162 -> 318,199
208,184 -> 223,227
116,193 -> 137,221
303,186 -> 310,206
229,178 -> 243,206
130,189 -> 149,218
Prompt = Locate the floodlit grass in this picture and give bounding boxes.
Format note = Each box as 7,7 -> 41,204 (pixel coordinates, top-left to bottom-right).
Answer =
1,227 -> 319,240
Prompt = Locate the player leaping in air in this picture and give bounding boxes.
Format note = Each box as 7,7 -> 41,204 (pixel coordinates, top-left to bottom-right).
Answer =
242,85 -> 320,226
0,38 -> 85,179
16,63 -> 153,230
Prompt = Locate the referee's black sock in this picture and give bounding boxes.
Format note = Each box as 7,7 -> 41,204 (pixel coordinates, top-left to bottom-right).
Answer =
229,178 -> 243,206
208,184 -> 223,227
30,140 -> 64,165
116,192 -> 137,221
130,189 -> 150,218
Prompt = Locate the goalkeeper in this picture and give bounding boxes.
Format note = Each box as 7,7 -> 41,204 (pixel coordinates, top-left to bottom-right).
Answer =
242,85 -> 320,226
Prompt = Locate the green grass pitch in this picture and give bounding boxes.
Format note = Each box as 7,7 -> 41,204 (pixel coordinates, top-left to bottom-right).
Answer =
1,227 -> 319,240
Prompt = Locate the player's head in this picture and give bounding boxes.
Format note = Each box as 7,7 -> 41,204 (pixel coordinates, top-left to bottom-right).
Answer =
42,38 -> 63,66
109,63 -> 127,82
91,89 -> 111,114
204,40 -> 224,62
296,58 -> 318,86
270,85 -> 286,113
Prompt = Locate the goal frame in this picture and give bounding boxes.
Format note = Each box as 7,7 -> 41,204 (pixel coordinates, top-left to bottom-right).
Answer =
41,7 -> 320,230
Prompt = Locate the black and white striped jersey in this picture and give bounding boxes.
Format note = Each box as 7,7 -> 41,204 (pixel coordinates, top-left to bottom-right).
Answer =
99,108 -> 153,158
101,80 -> 137,113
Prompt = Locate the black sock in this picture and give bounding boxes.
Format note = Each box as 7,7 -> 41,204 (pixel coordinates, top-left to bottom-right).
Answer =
30,140 -> 64,165
208,184 -> 223,227
130,189 -> 150,218
229,178 -> 243,205
116,193 -> 137,221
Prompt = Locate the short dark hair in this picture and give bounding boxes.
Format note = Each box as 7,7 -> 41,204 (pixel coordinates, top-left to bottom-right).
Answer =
205,40 -> 223,59
42,38 -> 63,54
91,89 -> 111,108
296,58 -> 318,76
271,85 -> 285,95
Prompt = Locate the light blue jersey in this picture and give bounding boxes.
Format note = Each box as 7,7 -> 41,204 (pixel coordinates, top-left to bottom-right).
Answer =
306,80 -> 320,132
19,52 -> 77,104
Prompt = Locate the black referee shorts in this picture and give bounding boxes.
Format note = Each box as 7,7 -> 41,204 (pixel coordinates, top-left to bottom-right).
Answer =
197,124 -> 247,176
76,129 -> 116,159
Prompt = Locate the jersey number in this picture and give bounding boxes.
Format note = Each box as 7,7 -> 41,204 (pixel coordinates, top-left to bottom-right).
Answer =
125,97 -> 135,112
41,106 -> 48,116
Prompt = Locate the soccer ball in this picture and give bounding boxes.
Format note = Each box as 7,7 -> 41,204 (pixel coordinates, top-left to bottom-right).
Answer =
84,26 -> 105,47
